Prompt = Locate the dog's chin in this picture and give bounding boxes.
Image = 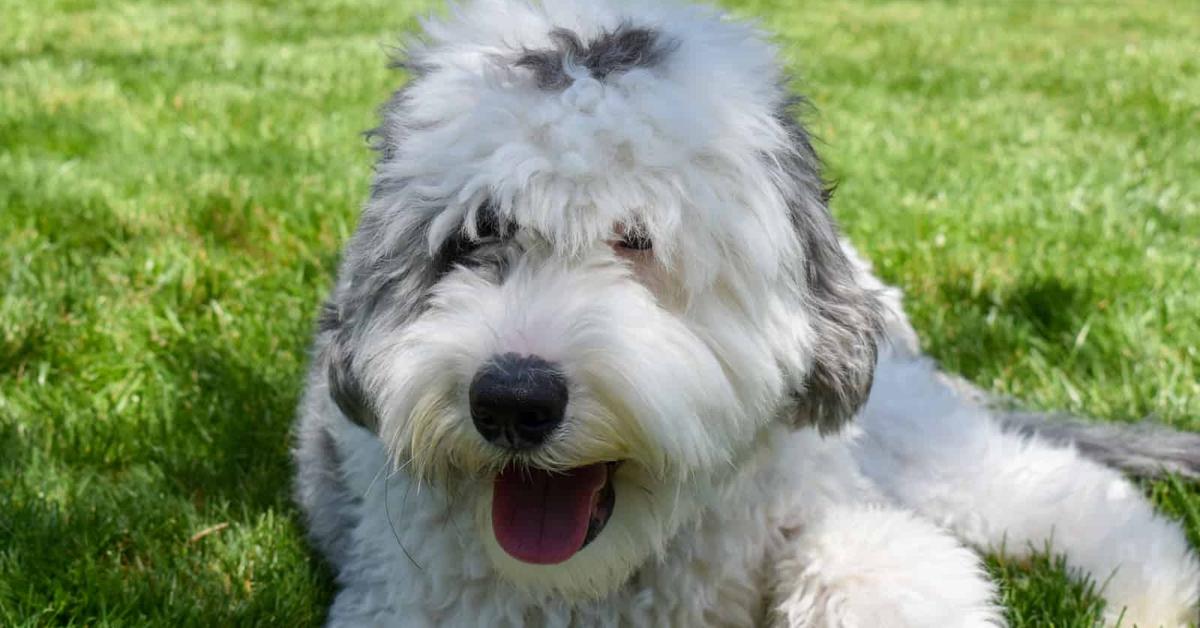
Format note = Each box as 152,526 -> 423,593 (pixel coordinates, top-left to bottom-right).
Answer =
476,462 -> 685,600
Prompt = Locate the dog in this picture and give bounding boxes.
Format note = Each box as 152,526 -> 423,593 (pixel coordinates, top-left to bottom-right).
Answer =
293,1 -> 1200,625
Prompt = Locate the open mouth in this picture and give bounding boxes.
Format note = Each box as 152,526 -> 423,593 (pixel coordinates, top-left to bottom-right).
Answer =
491,461 -> 618,565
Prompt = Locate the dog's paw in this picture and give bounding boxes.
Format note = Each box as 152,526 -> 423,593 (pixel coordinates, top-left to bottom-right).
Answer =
768,505 -> 1003,628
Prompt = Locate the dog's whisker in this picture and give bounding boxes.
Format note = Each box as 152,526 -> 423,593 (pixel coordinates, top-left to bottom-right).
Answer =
383,472 -> 423,571
362,460 -> 391,498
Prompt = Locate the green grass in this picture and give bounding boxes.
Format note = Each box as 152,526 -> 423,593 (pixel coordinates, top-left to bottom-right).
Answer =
0,0 -> 1196,625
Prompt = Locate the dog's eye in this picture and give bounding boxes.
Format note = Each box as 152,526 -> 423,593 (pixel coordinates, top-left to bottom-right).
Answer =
617,233 -> 653,251
433,203 -> 510,276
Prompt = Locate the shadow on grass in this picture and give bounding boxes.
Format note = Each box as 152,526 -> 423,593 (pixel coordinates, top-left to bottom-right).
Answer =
0,332 -> 334,623
154,337 -> 304,512
920,273 -> 1098,378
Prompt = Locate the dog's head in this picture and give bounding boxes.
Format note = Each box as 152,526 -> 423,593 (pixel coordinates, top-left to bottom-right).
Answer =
319,0 -> 882,598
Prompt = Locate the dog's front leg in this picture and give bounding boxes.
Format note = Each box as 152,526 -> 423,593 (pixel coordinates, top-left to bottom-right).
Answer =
766,504 -> 1002,628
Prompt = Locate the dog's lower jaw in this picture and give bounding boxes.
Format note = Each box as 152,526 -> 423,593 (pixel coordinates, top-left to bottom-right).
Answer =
471,428 -> 792,602
476,467 -> 713,601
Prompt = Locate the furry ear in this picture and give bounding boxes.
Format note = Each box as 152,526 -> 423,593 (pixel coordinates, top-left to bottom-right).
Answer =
318,301 -> 379,432
316,207 -> 441,434
777,109 -> 885,433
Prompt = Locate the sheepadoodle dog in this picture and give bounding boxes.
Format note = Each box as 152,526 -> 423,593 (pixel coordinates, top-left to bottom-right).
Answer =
294,0 -> 1200,625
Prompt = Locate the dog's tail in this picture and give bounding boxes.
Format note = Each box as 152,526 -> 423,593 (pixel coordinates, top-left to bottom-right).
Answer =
938,373 -> 1200,481
995,410 -> 1200,481
854,352 -> 1200,627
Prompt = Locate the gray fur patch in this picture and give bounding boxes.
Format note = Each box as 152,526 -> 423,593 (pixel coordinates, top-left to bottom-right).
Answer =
775,102 -> 885,432
941,372 -> 1200,479
320,206 -> 442,431
515,22 -> 679,90
317,301 -> 340,334
327,328 -> 377,432
1003,413 -> 1200,479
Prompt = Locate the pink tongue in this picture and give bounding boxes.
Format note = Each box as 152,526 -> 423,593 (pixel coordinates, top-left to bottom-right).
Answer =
492,464 -> 607,565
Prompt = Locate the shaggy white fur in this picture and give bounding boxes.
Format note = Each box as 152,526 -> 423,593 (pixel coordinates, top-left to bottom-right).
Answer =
293,1 -> 1200,625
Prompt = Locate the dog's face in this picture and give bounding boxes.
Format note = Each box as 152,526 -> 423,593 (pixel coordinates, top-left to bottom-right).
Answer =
320,0 -> 881,598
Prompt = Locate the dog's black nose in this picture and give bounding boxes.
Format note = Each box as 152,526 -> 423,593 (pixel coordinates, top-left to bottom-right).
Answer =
469,353 -> 568,450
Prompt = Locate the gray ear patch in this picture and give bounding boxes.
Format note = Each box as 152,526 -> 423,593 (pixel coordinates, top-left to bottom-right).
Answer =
326,335 -> 378,433
320,301 -> 378,432
789,237 -> 884,433
776,108 -> 885,432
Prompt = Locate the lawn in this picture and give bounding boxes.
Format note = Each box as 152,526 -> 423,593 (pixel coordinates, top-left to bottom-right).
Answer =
1,0 -> 1197,625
